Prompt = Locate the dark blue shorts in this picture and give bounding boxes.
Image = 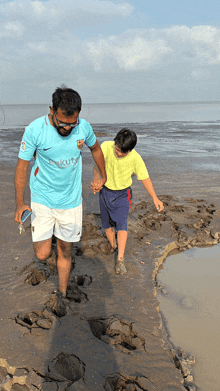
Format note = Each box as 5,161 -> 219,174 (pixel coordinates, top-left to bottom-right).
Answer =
99,186 -> 132,231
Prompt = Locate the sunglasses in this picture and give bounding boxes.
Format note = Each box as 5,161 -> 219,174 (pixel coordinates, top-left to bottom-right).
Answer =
53,112 -> 79,129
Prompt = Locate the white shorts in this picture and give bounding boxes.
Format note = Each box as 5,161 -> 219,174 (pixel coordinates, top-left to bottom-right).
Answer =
31,202 -> 82,243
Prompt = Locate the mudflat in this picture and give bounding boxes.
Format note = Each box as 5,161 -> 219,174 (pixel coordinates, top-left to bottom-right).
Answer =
0,146 -> 220,391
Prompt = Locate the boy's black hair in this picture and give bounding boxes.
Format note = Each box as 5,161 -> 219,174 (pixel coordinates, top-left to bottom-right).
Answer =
114,128 -> 137,153
52,86 -> 82,116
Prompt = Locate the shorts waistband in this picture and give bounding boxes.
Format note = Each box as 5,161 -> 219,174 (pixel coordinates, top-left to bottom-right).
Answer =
103,185 -> 131,193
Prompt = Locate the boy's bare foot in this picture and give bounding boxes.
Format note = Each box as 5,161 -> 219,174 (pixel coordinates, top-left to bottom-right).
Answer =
115,257 -> 127,274
110,246 -> 117,254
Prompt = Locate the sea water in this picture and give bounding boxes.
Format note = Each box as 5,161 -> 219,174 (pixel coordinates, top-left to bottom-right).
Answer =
0,102 -> 220,171
157,244 -> 220,391
1,101 -> 220,128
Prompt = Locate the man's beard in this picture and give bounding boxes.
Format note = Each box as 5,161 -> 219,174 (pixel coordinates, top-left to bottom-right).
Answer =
51,114 -> 73,137
56,127 -> 73,137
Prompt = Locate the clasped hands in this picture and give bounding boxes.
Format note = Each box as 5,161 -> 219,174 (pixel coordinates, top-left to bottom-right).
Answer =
91,178 -> 106,194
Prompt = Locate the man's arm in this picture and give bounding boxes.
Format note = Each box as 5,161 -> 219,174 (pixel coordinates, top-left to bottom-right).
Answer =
89,140 -> 107,193
142,177 -> 164,212
92,164 -> 102,194
14,158 -> 32,224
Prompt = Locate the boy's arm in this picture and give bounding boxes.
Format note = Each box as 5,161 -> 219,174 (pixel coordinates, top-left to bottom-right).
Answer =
142,177 -> 164,212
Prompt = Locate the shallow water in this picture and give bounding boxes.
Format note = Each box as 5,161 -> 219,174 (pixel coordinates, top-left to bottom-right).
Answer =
157,244 -> 220,391
1,117 -> 220,179
1,102 -> 220,128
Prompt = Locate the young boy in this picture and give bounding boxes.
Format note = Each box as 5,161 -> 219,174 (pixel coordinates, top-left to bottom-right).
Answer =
91,128 -> 164,275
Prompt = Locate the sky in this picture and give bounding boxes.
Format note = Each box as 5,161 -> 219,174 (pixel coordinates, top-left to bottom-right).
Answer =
1,0 -> 220,104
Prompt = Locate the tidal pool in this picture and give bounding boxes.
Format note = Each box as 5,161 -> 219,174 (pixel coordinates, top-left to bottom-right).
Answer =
157,244 -> 220,391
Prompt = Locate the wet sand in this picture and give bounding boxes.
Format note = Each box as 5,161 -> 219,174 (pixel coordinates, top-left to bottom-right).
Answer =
0,147 -> 220,390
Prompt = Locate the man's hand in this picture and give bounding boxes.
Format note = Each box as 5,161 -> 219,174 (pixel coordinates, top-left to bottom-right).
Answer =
91,178 -> 105,194
89,141 -> 107,191
14,204 -> 32,224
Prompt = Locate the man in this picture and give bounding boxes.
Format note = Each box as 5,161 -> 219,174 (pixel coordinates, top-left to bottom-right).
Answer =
14,87 -> 106,303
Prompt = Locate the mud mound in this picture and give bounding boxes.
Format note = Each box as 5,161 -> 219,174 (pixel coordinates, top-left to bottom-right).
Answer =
66,283 -> 88,303
24,267 -> 48,285
47,353 -> 85,383
129,196 -> 217,248
104,374 -> 156,391
15,309 -> 55,330
88,317 -> 145,354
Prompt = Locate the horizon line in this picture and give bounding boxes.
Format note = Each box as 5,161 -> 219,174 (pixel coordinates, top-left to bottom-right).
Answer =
2,100 -> 220,106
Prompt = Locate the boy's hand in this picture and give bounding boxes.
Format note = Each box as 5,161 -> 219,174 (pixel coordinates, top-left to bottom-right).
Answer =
91,178 -> 105,194
153,199 -> 164,212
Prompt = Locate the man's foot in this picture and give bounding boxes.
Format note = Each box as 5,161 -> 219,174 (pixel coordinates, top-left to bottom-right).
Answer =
115,257 -> 127,274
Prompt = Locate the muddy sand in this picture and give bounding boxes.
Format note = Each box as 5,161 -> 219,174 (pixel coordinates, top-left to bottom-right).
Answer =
0,153 -> 220,391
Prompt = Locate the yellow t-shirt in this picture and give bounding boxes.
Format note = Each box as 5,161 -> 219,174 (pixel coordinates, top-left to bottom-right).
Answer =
101,141 -> 149,190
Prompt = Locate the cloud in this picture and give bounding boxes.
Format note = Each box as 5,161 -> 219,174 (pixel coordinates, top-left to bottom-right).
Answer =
1,1 -> 220,103
87,34 -> 172,70
190,69 -> 211,80
27,42 -> 48,53
85,25 -> 220,71
1,1 -> 220,68
0,21 -> 25,38
166,25 -> 218,44
165,25 -> 220,65
0,0 -> 133,28
31,1 -> 46,15
26,36 -> 83,66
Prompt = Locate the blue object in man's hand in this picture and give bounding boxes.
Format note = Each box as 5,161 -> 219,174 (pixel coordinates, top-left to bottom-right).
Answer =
21,209 -> 31,223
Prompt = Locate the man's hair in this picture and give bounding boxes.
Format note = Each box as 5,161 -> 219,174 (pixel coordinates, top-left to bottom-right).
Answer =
114,128 -> 137,153
52,86 -> 82,116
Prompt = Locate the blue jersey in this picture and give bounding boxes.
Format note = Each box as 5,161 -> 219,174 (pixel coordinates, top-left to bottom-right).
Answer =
18,115 -> 96,209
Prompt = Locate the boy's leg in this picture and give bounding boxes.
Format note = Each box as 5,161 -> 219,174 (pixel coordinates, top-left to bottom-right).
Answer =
115,230 -> 127,274
105,227 -> 117,250
99,189 -> 117,251
57,239 -> 72,297
112,189 -> 131,274
117,230 -> 127,259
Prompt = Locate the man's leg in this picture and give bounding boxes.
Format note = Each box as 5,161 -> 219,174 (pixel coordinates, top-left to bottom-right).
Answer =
105,227 -> 117,250
57,239 -> 73,297
33,238 -> 58,274
31,202 -> 55,265
33,238 -> 52,262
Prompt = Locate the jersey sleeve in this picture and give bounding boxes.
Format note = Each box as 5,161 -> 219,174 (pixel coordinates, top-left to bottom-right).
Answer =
18,125 -> 38,161
84,122 -> 97,148
134,152 -> 149,180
